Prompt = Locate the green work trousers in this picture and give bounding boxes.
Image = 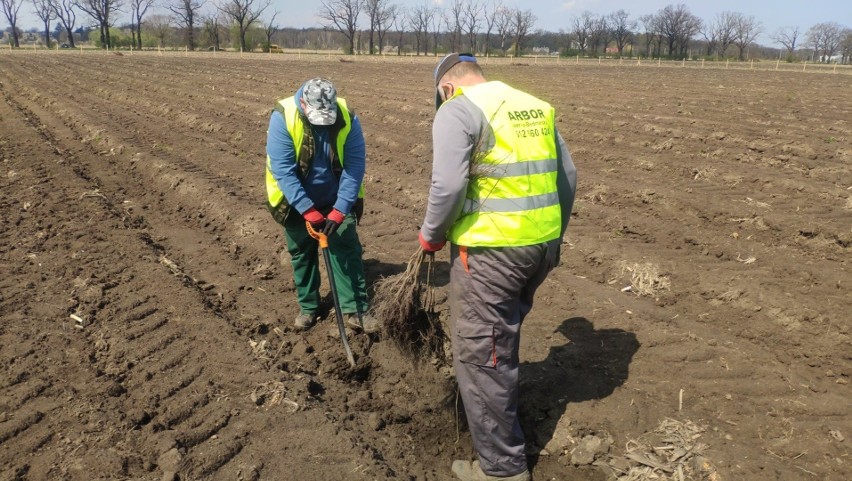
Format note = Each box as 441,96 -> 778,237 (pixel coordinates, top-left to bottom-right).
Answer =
283,211 -> 369,315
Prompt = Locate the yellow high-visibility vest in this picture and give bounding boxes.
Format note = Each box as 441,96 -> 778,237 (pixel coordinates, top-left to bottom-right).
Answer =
265,96 -> 364,210
446,81 -> 562,247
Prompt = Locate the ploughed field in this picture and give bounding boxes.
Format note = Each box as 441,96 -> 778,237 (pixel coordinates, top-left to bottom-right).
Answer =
0,54 -> 849,480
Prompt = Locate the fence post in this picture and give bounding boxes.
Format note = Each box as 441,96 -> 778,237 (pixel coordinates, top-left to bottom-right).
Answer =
775,59 -> 780,71
750,59 -> 753,69
185,45 -> 188,57
726,59 -> 729,69
701,58 -> 704,68
803,61 -> 806,72
657,57 -> 661,66
682,58 -> 685,67
576,55 -> 579,65
834,62 -> 838,73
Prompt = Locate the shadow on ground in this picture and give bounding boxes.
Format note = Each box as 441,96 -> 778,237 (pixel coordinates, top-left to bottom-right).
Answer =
520,317 -> 640,471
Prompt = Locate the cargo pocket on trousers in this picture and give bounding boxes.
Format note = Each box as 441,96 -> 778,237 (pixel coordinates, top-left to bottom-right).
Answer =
455,322 -> 496,368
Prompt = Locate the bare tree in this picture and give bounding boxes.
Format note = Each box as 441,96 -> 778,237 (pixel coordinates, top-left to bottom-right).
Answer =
443,0 -> 463,52
261,10 -> 277,51
364,0 -> 394,54
481,0 -> 501,56
510,8 -> 534,57
32,0 -> 55,47
1,0 -> 23,47
807,22 -> 844,62
167,0 -> 204,50
639,14 -> 662,57
656,4 -> 679,56
462,0 -> 481,53
841,28 -> 852,64
408,2 -> 434,55
770,26 -> 800,59
700,16 -> 718,56
701,12 -> 739,58
129,0 -> 153,49
679,11 -> 702,58
701,12 -> 737,58
375,1 -> 394,53
74,0 -> 124,49
364,0 -> 378,53
407,4 -> 424,55
202,12 -> 222,50
732,13 -> 761,60
571,11 -> 595,55
220,0 -> 270,52
49,0 -> 76,47
429,6 -> 440,55
391,5 -> 405,55
609,9 -> 634,57
657,3 -> 701,58
145,13 -> 172,47
588,13 -> 608,56
493,3 -> 511,54
318,0 -> 360,54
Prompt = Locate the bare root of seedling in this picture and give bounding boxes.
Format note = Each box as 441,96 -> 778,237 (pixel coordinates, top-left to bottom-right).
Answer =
372,247 -> 446,361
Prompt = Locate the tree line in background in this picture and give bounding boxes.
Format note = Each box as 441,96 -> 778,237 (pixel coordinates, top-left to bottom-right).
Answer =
2,0 -> 851,63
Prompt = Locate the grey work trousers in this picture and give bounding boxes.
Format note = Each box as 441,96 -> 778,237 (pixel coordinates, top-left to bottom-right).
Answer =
449,239 -> 561,477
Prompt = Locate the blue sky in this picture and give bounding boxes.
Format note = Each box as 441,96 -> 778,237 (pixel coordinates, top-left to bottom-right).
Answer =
9,0 -> 852,46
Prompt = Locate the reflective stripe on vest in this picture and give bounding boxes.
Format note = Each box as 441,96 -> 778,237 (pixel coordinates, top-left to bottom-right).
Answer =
447,81 -> 561,247
265,96 -> 363,208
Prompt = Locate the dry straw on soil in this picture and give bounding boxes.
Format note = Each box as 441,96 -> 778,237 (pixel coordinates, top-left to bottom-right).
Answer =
371,247 -> 446,360
606,418 -> 720,481
621,261 -> 671,297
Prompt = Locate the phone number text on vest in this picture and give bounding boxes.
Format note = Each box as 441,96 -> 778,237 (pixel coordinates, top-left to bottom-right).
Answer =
508,109 -> 550,139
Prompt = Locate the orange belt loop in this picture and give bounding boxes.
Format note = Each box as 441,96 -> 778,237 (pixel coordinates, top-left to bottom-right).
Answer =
459,246 -> 470,273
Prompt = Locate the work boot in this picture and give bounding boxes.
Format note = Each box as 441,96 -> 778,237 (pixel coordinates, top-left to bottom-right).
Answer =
345,313 -> 380,334
451,460 -> 530,481
294,311 -> 317,331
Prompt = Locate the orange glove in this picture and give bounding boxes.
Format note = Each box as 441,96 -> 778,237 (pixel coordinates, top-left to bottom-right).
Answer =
419,231 -> 446,252
303,207 -> 325,230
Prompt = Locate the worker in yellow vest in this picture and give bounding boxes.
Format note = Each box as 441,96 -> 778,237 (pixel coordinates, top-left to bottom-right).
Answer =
265,78 -> 377,333
419,54 -> 577,481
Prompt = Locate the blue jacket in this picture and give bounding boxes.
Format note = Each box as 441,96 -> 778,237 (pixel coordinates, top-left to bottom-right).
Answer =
265,86 -> 366,215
